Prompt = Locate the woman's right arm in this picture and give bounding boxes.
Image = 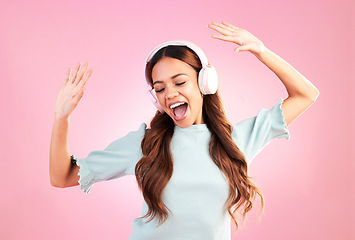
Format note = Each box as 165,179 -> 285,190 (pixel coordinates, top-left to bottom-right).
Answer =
50,62 -> 93,188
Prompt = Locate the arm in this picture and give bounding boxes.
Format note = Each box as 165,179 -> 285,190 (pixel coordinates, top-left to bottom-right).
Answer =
208,22 -> 319,126
50,62 -> 93,188
50,116 -> 79,188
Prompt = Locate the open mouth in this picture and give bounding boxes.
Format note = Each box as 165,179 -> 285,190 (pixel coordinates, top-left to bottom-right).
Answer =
170,102 -> 188,121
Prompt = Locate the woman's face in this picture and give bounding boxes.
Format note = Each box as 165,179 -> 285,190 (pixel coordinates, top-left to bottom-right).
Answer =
151,57 -> 204,128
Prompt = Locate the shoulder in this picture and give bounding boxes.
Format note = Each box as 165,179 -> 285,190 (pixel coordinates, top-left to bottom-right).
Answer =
106,123 -> 147,150
231,99 -> 290,163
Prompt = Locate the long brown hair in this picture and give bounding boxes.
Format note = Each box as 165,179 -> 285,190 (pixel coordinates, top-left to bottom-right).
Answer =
135,45 -> 264,228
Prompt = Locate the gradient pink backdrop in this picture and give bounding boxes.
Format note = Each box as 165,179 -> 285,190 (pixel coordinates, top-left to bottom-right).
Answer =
0,0 -> 354,239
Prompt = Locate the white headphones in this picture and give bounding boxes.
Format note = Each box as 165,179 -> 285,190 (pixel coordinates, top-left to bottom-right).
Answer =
145,40 -> 218,113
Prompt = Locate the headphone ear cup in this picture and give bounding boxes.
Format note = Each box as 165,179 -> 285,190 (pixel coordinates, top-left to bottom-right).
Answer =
147,88 -> 165,113
198,65 -> 218,95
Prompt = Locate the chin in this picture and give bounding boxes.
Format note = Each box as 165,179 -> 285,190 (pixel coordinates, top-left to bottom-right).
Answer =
174,116 -> 202,128
174,121 -> 193,128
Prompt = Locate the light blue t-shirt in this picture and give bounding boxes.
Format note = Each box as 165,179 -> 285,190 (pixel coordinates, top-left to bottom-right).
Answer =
76,99 -> 290,240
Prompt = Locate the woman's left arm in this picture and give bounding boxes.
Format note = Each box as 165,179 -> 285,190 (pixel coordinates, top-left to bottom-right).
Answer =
208,22 -> 319,126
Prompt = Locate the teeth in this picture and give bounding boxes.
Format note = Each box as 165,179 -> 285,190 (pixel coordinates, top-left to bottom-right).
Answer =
170,102 -> 185,109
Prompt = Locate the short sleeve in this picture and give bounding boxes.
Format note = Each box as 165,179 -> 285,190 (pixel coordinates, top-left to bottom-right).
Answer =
232,99 -> 290,164
76,123 -> 146,193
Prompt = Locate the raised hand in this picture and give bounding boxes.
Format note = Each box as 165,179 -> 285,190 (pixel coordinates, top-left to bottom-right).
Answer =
55,62 -> 93,119
208,22 -> 265,55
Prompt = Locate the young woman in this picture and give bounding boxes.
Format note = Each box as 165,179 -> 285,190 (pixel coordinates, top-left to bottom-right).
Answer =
50,22 -> 319,239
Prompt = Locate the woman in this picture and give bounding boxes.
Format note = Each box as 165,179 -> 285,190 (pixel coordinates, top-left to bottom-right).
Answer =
50,22 -> 319,239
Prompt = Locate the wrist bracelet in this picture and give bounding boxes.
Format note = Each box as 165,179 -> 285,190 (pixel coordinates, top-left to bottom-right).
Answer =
71,155 -> 77,164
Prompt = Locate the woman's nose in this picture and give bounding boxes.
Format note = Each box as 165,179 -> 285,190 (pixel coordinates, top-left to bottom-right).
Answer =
165,86 -> 179,99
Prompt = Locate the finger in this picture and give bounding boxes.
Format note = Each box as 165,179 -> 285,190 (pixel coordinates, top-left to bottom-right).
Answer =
71,62 -> 82,83
210,34 -> 238,43
222,21 -> 240,30
208,22 -> 232,36
75,62 -> 89,85
217,22 -> 237,32
209,22 -> 229,31
65,67 -> 72,84
77,68 -> 93,89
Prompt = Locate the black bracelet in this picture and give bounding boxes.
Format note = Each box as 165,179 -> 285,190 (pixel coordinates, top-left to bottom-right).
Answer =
70,155 -> 77,164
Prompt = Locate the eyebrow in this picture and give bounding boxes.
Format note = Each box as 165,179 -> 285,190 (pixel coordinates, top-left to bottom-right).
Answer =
152,73 -> 187,86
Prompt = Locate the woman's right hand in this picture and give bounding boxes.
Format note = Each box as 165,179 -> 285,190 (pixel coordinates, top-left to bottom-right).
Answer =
55,62 -> 93,119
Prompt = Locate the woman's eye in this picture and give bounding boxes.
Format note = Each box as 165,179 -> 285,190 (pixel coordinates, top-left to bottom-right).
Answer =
155,88 -> 164,93
176,81 -> 186,86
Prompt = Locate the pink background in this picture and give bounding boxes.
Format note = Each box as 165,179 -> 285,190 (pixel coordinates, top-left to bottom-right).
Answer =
1,0 -> 354,239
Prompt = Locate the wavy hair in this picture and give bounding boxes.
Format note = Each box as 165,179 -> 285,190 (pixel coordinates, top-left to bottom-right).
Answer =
135,45 -> 264,229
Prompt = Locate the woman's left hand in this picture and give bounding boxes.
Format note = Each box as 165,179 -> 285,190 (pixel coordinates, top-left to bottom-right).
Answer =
208,22 -> 265,56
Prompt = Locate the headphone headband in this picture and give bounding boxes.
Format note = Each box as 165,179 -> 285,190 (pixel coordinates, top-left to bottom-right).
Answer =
146,40 -> 208,65
145,40 -> 209,85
